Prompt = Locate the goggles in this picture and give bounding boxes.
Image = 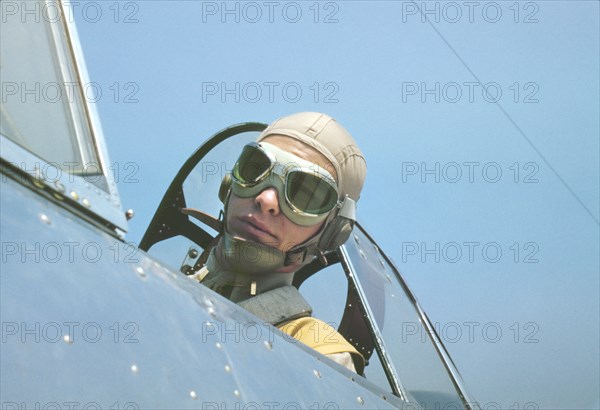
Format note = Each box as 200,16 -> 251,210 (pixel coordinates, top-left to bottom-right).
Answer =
231,142 -> 339,226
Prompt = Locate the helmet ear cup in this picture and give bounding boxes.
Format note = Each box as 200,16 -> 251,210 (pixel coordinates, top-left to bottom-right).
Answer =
317,196 -> 357,251
335,221 -> 354,247
318,216 -> 355,252
219,174 -> 232,204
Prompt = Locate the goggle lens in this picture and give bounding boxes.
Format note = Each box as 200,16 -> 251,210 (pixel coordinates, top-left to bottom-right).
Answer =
233,144 -> 271,184
286,170 -> 337,214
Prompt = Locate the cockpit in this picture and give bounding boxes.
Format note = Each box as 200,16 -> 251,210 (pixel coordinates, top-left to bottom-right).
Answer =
1,2 -> 478,408
138,124 -> 477,407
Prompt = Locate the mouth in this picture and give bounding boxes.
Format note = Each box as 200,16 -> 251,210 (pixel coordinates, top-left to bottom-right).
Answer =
233,216 -> 279,245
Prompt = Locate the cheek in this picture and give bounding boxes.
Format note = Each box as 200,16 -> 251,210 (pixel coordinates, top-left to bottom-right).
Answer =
226,194 -> 248,222
283,220 -> 324,247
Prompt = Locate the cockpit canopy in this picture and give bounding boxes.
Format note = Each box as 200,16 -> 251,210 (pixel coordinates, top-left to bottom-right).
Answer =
0,0 -> 126,234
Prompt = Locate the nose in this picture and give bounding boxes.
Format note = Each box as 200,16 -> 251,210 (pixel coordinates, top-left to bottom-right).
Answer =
255,187 -> 280,216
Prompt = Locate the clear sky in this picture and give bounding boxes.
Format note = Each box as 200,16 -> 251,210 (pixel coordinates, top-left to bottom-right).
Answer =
70,1 -> 599,408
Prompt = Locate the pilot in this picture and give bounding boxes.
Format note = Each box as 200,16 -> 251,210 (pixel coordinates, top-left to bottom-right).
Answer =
193,112 -> 367,373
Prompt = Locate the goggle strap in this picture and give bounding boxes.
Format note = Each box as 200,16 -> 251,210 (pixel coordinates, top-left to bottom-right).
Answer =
337,196 -> 356,221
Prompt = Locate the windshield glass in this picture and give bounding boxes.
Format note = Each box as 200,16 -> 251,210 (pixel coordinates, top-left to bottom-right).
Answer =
0,0 -> 101,177
343,225 -> 465,408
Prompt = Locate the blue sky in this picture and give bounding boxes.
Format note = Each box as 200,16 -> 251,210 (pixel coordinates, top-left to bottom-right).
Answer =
71,1 -> 599,408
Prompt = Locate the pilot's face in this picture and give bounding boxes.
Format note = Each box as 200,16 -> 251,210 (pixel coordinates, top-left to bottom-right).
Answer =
226,135 -> 337,254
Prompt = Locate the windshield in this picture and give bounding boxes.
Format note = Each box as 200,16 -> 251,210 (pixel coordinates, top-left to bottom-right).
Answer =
1,0 -> 101,178
342,225 -> 467,408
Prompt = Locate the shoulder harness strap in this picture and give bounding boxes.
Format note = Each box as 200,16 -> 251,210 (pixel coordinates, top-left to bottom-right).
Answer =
238,285 -> 312,326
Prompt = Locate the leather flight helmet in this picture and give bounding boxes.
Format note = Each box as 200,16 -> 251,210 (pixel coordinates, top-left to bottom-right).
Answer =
219,112 -> 367,267
256,112 -> 367,252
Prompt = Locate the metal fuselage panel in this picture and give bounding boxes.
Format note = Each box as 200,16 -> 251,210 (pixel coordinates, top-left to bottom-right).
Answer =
0,176 -> 399,409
